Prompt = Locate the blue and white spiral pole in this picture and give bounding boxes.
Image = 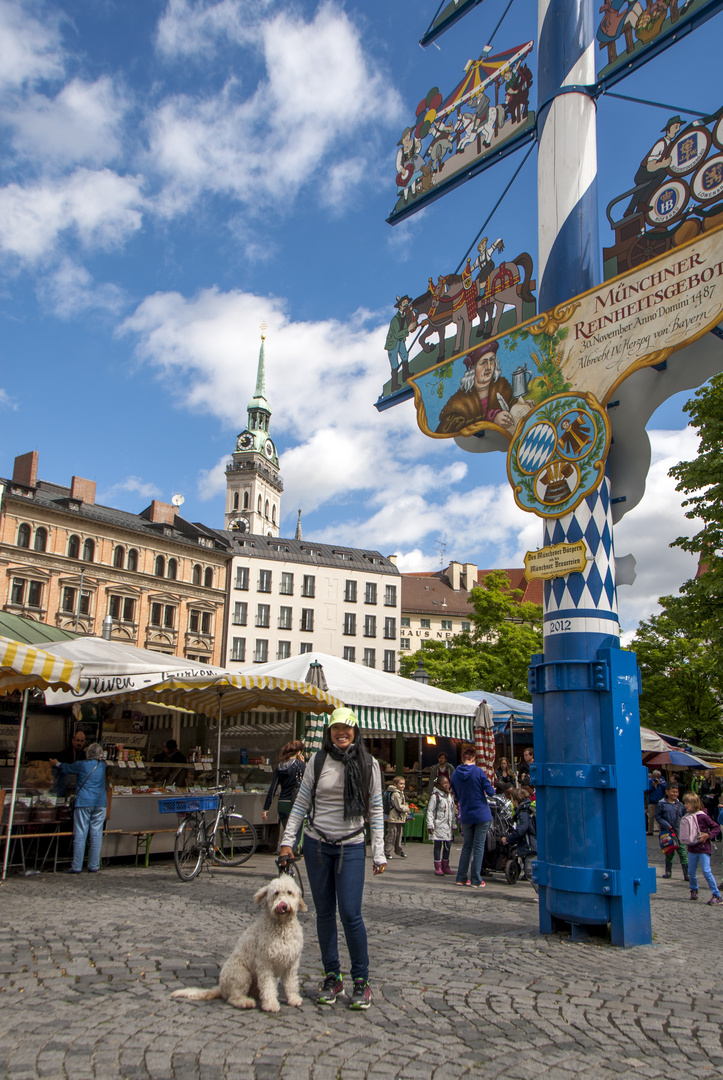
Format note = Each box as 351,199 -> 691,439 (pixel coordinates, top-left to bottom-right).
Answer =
530,0 -> 654,946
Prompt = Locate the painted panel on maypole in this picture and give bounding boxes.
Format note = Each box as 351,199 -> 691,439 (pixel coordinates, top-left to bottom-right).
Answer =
388,43 -> 536,225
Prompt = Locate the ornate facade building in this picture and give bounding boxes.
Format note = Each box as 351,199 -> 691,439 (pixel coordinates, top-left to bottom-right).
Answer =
0,451 -> 230,665
218,334 -> 401,668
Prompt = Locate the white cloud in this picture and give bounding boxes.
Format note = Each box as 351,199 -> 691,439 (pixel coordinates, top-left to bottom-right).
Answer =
5,77 -> 127,168
98,476 -> 162,503
0,388 -> 18,410
0,0 -> 63,90
146,5 -> 402,213
615,426 -> 701,634
0,168 -> 145,262
155,0 -> 266,58
197,454 -> 231,501
38,258 -> 126,318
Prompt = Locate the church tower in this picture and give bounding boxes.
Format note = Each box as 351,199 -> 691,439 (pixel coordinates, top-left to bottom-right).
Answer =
225,328 -> 283,536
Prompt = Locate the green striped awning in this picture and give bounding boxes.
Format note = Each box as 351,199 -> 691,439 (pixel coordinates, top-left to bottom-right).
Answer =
304,706 -> 473,752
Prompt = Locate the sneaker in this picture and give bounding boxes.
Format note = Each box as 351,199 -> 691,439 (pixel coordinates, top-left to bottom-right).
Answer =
317,973 -> 344,1006
707,895 -> 723,906
690,889 -> 699,901
348,979 -> 372,1010
397,852 -> 408,859
455,879 -> 471,886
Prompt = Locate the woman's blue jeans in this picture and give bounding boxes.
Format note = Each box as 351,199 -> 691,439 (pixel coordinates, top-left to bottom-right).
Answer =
688,851 -> 721,897
456,821 -> 491,886
303,836 -> 369,981
72,806 -> 106,872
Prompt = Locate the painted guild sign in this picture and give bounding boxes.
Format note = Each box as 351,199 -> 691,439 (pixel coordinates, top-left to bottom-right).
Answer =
596,0 -> 722,84
390,42 -> 535,223
405,225 -> 723,516
524,541 -> 589,582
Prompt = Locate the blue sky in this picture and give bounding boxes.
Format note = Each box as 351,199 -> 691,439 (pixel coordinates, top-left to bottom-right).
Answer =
0,0 -> 720,637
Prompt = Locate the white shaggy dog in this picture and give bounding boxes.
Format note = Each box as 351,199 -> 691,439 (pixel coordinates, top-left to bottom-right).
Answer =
171,877 -> 306,1012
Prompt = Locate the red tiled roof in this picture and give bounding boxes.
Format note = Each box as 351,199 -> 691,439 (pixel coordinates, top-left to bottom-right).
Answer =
401,567 -> 542,614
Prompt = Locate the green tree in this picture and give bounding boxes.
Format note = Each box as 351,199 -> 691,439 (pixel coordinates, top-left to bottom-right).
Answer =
668,373 -> 723,687
399,570 -> 542,699
631,594 -> 722,749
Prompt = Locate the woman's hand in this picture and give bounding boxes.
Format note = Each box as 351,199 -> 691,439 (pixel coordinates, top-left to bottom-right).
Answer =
279,845 -> 294,860
373,862 -> 386,875
49,758 -> 59,766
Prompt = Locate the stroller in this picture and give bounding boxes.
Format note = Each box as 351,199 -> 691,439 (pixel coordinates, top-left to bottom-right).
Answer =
481,795 -> 523,884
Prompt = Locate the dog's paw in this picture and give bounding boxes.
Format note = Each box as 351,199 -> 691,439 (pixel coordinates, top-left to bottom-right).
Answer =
227,996 -> 255,1009
287,996 -> 303,1008
261,1000 -> 281,1013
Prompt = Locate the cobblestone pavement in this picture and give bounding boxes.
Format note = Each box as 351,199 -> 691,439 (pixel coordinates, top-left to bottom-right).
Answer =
1,837 -> 723,1080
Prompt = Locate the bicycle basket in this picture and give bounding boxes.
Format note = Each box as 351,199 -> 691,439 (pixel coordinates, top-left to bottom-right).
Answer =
158,795 -> 219,814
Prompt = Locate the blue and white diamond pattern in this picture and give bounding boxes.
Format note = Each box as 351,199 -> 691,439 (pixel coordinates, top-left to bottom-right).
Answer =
543,476 -> 619,626
517,421 -> 557,474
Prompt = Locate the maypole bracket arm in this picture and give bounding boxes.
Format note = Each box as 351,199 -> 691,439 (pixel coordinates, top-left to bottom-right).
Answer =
528,658 -> 611,695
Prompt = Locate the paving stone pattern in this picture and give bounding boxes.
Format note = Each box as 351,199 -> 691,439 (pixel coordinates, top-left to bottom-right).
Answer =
1,838 -> 722,1079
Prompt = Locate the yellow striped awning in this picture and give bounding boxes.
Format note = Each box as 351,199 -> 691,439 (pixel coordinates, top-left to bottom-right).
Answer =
135,674 -> 342,718
0,635 -> 82,694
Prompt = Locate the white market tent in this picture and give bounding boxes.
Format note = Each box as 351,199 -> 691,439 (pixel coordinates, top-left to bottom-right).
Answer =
236,651 -> 479,741
42,638 -> 233,706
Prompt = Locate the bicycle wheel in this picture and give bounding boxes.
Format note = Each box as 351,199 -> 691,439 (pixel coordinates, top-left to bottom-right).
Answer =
212,814 -> 257,866
174,816 -> 205,881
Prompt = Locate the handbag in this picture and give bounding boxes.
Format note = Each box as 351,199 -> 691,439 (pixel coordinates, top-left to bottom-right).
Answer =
659,829 -> 679,855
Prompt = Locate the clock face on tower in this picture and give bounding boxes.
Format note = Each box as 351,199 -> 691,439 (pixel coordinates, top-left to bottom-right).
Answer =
230,516 -> 250,533
236,432 -> 254,451
264,438 -> 275,459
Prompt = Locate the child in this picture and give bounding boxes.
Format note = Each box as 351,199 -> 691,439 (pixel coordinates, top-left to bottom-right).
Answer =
426,776 -> 456,875
681,792 -> 722,904
655,781 -> 689,880
500,786 -> 538,894
384,776 -> 410,860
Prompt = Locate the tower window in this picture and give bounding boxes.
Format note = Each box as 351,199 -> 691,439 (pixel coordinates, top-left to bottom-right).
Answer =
243,491 -> 249,509
258,496 -> 262,513
233,492 -> 239,510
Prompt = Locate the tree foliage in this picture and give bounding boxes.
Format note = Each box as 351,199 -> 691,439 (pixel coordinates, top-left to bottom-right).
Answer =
399,570 -> 542,700
631,594 -> 722,749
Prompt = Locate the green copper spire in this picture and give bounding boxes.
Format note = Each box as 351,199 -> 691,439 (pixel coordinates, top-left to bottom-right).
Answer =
247,324 -> 271,433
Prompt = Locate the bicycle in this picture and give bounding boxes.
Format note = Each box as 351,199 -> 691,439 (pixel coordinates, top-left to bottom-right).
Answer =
172,773 -> 258,881
275,853 -> 304,898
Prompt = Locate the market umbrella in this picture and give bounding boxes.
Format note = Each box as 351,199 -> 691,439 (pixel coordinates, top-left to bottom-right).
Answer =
140,674 -> 342,784
0,636 -> 82,881
472,699 -> 496,779
304,661 -> 330,752
643,749 -> 713,769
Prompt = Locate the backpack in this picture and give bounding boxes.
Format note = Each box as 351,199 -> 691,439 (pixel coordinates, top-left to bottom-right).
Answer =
382,787 -> 394,818
678,812 -> 702,846
308,750 -> 374,843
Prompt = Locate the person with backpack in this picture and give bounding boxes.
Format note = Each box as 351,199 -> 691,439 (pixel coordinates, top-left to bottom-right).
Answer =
679,792 -> 722,905
278,707 -> 385,1010
426,775 -> 457,875
261,740 -> 305,851
655,781 -> 689,881
499,786 -> 538,893
384,776 -> 410,860
450,744 -> 496,888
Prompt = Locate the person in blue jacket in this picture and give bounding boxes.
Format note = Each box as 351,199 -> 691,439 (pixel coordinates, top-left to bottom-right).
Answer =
51,742 -> 107,874
450,744 -> 496,888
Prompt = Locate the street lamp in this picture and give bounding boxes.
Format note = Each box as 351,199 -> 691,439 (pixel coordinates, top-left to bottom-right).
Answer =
410,654 -> 430,684
410,653 -> 430,796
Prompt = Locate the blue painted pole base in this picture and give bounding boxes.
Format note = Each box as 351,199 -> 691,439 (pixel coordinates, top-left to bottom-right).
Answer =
530,646 -> 656,948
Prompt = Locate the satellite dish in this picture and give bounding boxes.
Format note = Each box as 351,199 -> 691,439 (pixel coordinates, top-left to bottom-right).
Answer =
172,493 -> 185,507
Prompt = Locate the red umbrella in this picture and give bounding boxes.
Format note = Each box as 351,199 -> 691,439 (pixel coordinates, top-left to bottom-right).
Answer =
473,699 -> 496,780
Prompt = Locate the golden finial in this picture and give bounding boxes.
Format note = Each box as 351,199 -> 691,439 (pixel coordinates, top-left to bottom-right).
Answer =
260,320 -> 268,341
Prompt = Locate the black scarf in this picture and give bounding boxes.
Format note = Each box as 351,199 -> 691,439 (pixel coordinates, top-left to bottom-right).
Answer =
327,740 -> 366,820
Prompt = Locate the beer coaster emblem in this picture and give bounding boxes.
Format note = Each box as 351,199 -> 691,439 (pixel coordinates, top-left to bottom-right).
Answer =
507,393 -> 611,518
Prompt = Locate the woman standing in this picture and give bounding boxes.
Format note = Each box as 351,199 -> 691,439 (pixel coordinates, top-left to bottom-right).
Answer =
51,742 -> 107,873
279,707 -> 386,1010
450,745 -> 496,888
262,740 -> 305,849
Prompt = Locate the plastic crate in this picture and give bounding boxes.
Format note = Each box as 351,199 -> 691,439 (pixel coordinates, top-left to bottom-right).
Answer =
158,795 -> 219,814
